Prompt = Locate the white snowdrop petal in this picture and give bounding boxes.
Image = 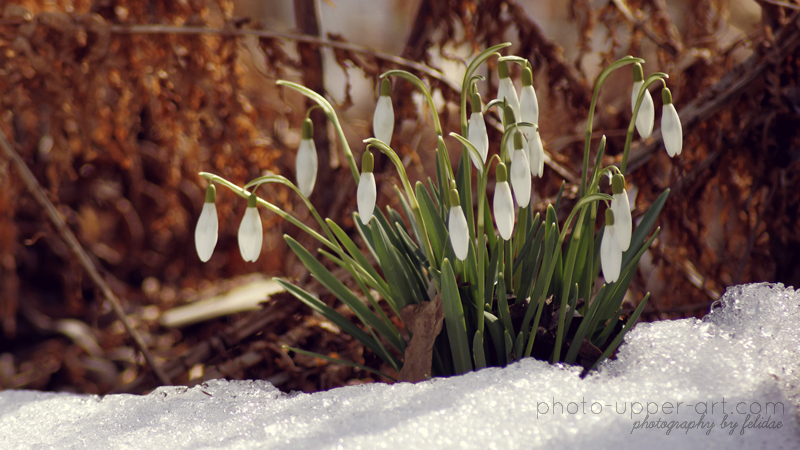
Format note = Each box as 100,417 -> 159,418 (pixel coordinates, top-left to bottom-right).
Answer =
494,182 -> 515,240
612,191 -> 632,252
527,130 -> 545,178
520,85 -> 539,135
510,149 -> 531,207
468,112 -> 489,169
601,226 -> 622,283
497,78 -> 520,120
296,139 -> 318,197
662,103 -> 683,157
633,85 -> 655,139
194,203 -> 218,262
373,96 -> 395,145
357,172 -> 376,225
448,206 -> 470,261
238,207 -> 263,262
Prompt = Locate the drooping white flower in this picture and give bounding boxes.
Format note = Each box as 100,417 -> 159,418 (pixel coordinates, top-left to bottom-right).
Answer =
661,86 -> 683,157
493,163 -> 515,240
527,127 -> 545,178
610,174 -> 632,252
194,184 -> 218,262
497,61 -> 520,120
467,92 -> 489,169
631,63 -> 654,139
448,188 -> 470,261
520,66 -> 539,141
373,78 -> 394,145
510,131 -> 531,207
601,209 -> 622,284
357,151 -> 376,225
296,118 -> 318,197
238,191 -> 263,262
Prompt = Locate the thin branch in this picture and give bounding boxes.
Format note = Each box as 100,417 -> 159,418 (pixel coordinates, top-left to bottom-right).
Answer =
108,24 -> 461,93
0,129 -> 172,387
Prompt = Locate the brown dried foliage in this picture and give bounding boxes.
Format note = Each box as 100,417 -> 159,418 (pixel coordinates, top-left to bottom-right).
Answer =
1,0 -> 799,395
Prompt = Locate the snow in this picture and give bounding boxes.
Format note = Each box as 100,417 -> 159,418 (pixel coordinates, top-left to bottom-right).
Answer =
2,283 -> 799,449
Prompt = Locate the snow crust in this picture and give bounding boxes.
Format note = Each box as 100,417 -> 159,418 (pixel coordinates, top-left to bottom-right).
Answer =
1,283 -> 799,449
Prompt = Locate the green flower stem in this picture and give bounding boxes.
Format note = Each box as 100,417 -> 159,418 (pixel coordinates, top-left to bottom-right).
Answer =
523,192 -> 612,356
245,174 -> 336,244
460,43 -> 512,135
382,70 -> 443,137
475,154 -> 501,335
364,138 -> 438,274
580,56 -> 644,198
199,172 -> 336,251
620,72 -> 669,174
276,80 -> 360,183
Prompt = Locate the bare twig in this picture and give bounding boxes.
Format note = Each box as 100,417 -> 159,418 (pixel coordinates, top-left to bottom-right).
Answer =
0,129 -> 172,387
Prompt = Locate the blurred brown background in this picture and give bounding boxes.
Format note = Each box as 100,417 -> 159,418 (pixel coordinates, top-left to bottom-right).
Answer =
1,0 -> 798,394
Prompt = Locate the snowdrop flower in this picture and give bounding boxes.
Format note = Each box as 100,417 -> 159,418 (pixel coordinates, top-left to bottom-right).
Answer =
357,151 -> 377,225
527,126 -> 545,178
661,86 -> 683,157
601,209 -> 622,284
610,174 -> 631,252
631,63 -> 654,139
467,92 -> 489,169
497,61 -> 520,120
519,66 -> 539,140
238,191 -> 263,262
373,78 -> 394,145
510,131 -> 531,207
493,163 -> 515,240
448,188 -> 470,261
194,184 -> 218,262
296,118 -> 318,197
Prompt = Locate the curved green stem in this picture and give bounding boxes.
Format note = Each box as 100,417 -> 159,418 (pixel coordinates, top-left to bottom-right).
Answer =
382,70 -> 443,137
620,72 -> 669,174
580,56 -> 644,198
276,80 -> 360,183
460,43 -> 512,135
199,172 -> 337,251
363,138 -> 436,272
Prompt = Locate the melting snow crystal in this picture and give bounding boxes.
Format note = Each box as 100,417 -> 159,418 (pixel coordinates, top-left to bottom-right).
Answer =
1,283 -> 798,449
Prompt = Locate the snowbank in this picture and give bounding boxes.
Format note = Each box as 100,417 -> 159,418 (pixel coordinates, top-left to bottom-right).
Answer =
1,283 -> 799,449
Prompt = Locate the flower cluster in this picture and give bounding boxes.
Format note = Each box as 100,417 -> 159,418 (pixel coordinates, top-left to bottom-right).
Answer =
195,47 -> 683,378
